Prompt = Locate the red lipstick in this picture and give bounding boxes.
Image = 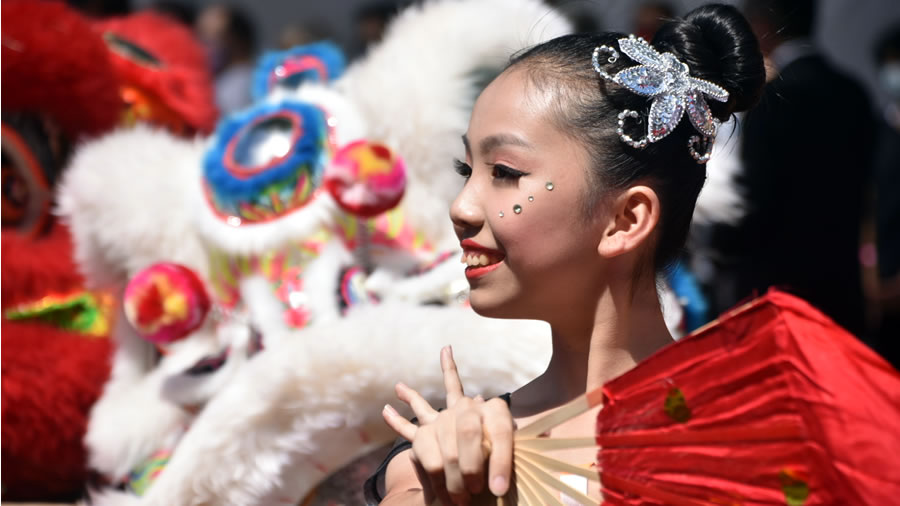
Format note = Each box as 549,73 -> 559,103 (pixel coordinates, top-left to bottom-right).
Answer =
460,239 -> 505,279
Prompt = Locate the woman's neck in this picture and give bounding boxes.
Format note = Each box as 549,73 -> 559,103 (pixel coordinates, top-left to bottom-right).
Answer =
514,275 -> 673,414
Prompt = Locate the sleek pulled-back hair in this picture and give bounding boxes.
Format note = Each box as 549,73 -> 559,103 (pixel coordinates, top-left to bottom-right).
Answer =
506,4 -> 764,271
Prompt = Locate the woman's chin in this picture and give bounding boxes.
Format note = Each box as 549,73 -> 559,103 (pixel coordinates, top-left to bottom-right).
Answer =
468,290 -> 524,319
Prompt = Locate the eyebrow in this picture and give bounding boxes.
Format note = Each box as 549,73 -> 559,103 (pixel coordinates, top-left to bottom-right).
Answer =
461,133 -> 533,157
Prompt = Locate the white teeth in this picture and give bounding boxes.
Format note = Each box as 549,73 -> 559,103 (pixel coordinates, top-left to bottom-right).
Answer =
462,252 -> 498,267
460,252 -> 467,264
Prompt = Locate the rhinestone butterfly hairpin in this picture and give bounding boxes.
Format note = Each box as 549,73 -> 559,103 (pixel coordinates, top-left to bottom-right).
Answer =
592,35 -> 730,163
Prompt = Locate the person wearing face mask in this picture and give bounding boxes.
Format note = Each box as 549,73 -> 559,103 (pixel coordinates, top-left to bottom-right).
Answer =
872,24 -> 900,369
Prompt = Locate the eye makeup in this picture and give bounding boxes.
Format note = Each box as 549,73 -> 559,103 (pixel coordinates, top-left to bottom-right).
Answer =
454,159 -> 472,178
492,163 -> 528,180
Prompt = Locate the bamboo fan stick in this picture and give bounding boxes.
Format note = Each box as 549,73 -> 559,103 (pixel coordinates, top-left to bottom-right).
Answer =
514,454 -> 597,506
514,437 -> 596,452
515,388 -> 605,439
690,294 -> 766,336
507,465 -> 543,506
512,454 -> 568,506
515,448 -> 599,482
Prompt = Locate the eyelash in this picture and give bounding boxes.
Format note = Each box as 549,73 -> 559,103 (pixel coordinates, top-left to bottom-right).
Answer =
453,160 -> 528,181
492,163 -> 527,180
454,159 -> 472,179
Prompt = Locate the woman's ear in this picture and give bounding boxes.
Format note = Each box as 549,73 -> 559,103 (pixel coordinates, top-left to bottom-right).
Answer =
597,185 -> 660,259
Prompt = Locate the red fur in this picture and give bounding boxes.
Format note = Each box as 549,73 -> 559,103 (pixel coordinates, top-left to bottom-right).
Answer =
95,12 -> 219,134
2,225 -> 112,500
2,4 -> 124,500
1,1 -> 121,139
1,224 -> 86,310
0,319 -> 112,501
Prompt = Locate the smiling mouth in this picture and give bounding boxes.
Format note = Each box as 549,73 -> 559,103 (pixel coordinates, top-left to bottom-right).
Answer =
460,249 -> 505,279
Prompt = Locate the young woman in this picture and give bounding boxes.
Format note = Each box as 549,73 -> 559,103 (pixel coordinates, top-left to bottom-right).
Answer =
368,4 -> 765,504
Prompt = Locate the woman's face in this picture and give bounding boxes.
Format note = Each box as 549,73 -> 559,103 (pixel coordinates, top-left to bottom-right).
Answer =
450,68 -> 607,320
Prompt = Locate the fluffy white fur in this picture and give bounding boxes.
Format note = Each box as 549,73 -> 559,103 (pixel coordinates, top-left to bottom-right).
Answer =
57,124 -> 211,287
338,0 -> 571,249
84,310 -> 189,482
84,303 -> 255,480
70,1 -> 571,504
109,305 -> 550,506
57,125 -> 222,481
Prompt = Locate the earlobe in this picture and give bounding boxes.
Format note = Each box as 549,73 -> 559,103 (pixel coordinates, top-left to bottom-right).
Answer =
597,186 -> 660,259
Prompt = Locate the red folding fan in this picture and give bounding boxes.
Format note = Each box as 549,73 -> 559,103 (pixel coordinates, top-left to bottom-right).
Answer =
500,289 -> 900,505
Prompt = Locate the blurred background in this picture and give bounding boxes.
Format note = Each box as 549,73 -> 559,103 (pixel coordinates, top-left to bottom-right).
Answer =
76,0 -> 898,108
3,0 -> 900,503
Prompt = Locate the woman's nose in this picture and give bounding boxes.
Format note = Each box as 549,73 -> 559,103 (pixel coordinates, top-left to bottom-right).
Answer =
449,183 -> 484,237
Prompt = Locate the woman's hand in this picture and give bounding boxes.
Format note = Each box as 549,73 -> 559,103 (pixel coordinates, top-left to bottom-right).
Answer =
383,346 -> 514,505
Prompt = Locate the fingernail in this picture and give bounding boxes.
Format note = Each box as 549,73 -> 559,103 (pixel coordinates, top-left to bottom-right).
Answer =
383,404 -> 398,417
490,475 -> 508,496
448,345 -> 454,360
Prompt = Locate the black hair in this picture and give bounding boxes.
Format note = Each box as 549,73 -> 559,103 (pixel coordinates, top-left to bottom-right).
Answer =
875,24 -> 900,65
152,1 -> 197,26
226,6 -> 257,55
507,4 -> 765,271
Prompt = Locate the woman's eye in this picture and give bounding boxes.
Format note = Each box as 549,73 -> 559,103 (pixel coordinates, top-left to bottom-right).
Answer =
492,164 -> 527,180
454,159 -> 472,179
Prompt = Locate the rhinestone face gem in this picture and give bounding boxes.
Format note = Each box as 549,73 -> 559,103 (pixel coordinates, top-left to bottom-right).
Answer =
499,211 -> 504,218
528,196 -> 534,202
513,204 -> 522,214
545,182 -> 554,191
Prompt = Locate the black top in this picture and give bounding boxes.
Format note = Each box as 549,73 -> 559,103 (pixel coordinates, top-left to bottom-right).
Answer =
730,52 -> 874,335
363,393 -> 512,505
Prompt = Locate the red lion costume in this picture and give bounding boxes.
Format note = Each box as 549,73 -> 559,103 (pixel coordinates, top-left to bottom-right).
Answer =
1,2 -> 217,500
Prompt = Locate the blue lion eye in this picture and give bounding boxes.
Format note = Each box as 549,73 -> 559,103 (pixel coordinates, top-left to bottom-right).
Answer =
202,100 -> 328,226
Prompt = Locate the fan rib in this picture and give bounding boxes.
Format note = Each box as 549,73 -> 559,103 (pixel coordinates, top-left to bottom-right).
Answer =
509,464 -> 545,506
515,454 -> 598,505
516,437 -> 596,452
513,455 -> 569,506
516,389 -> 603,439
516,448 -> 599,482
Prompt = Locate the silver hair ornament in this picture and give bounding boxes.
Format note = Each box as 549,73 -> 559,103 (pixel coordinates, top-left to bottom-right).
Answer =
592,35 -> 728,163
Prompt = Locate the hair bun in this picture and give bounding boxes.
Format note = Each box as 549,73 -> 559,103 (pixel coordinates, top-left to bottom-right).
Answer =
652,4 -> 765,119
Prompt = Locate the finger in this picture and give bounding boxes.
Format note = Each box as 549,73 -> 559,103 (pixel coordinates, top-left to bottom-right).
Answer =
441,346 -> 465,408
481,398 -> 515,497
456,409 -> 486,495
396,382 -> 439,424
412,427 -> 455,506
382,404 -> 417,440
435,411 -> 470,504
